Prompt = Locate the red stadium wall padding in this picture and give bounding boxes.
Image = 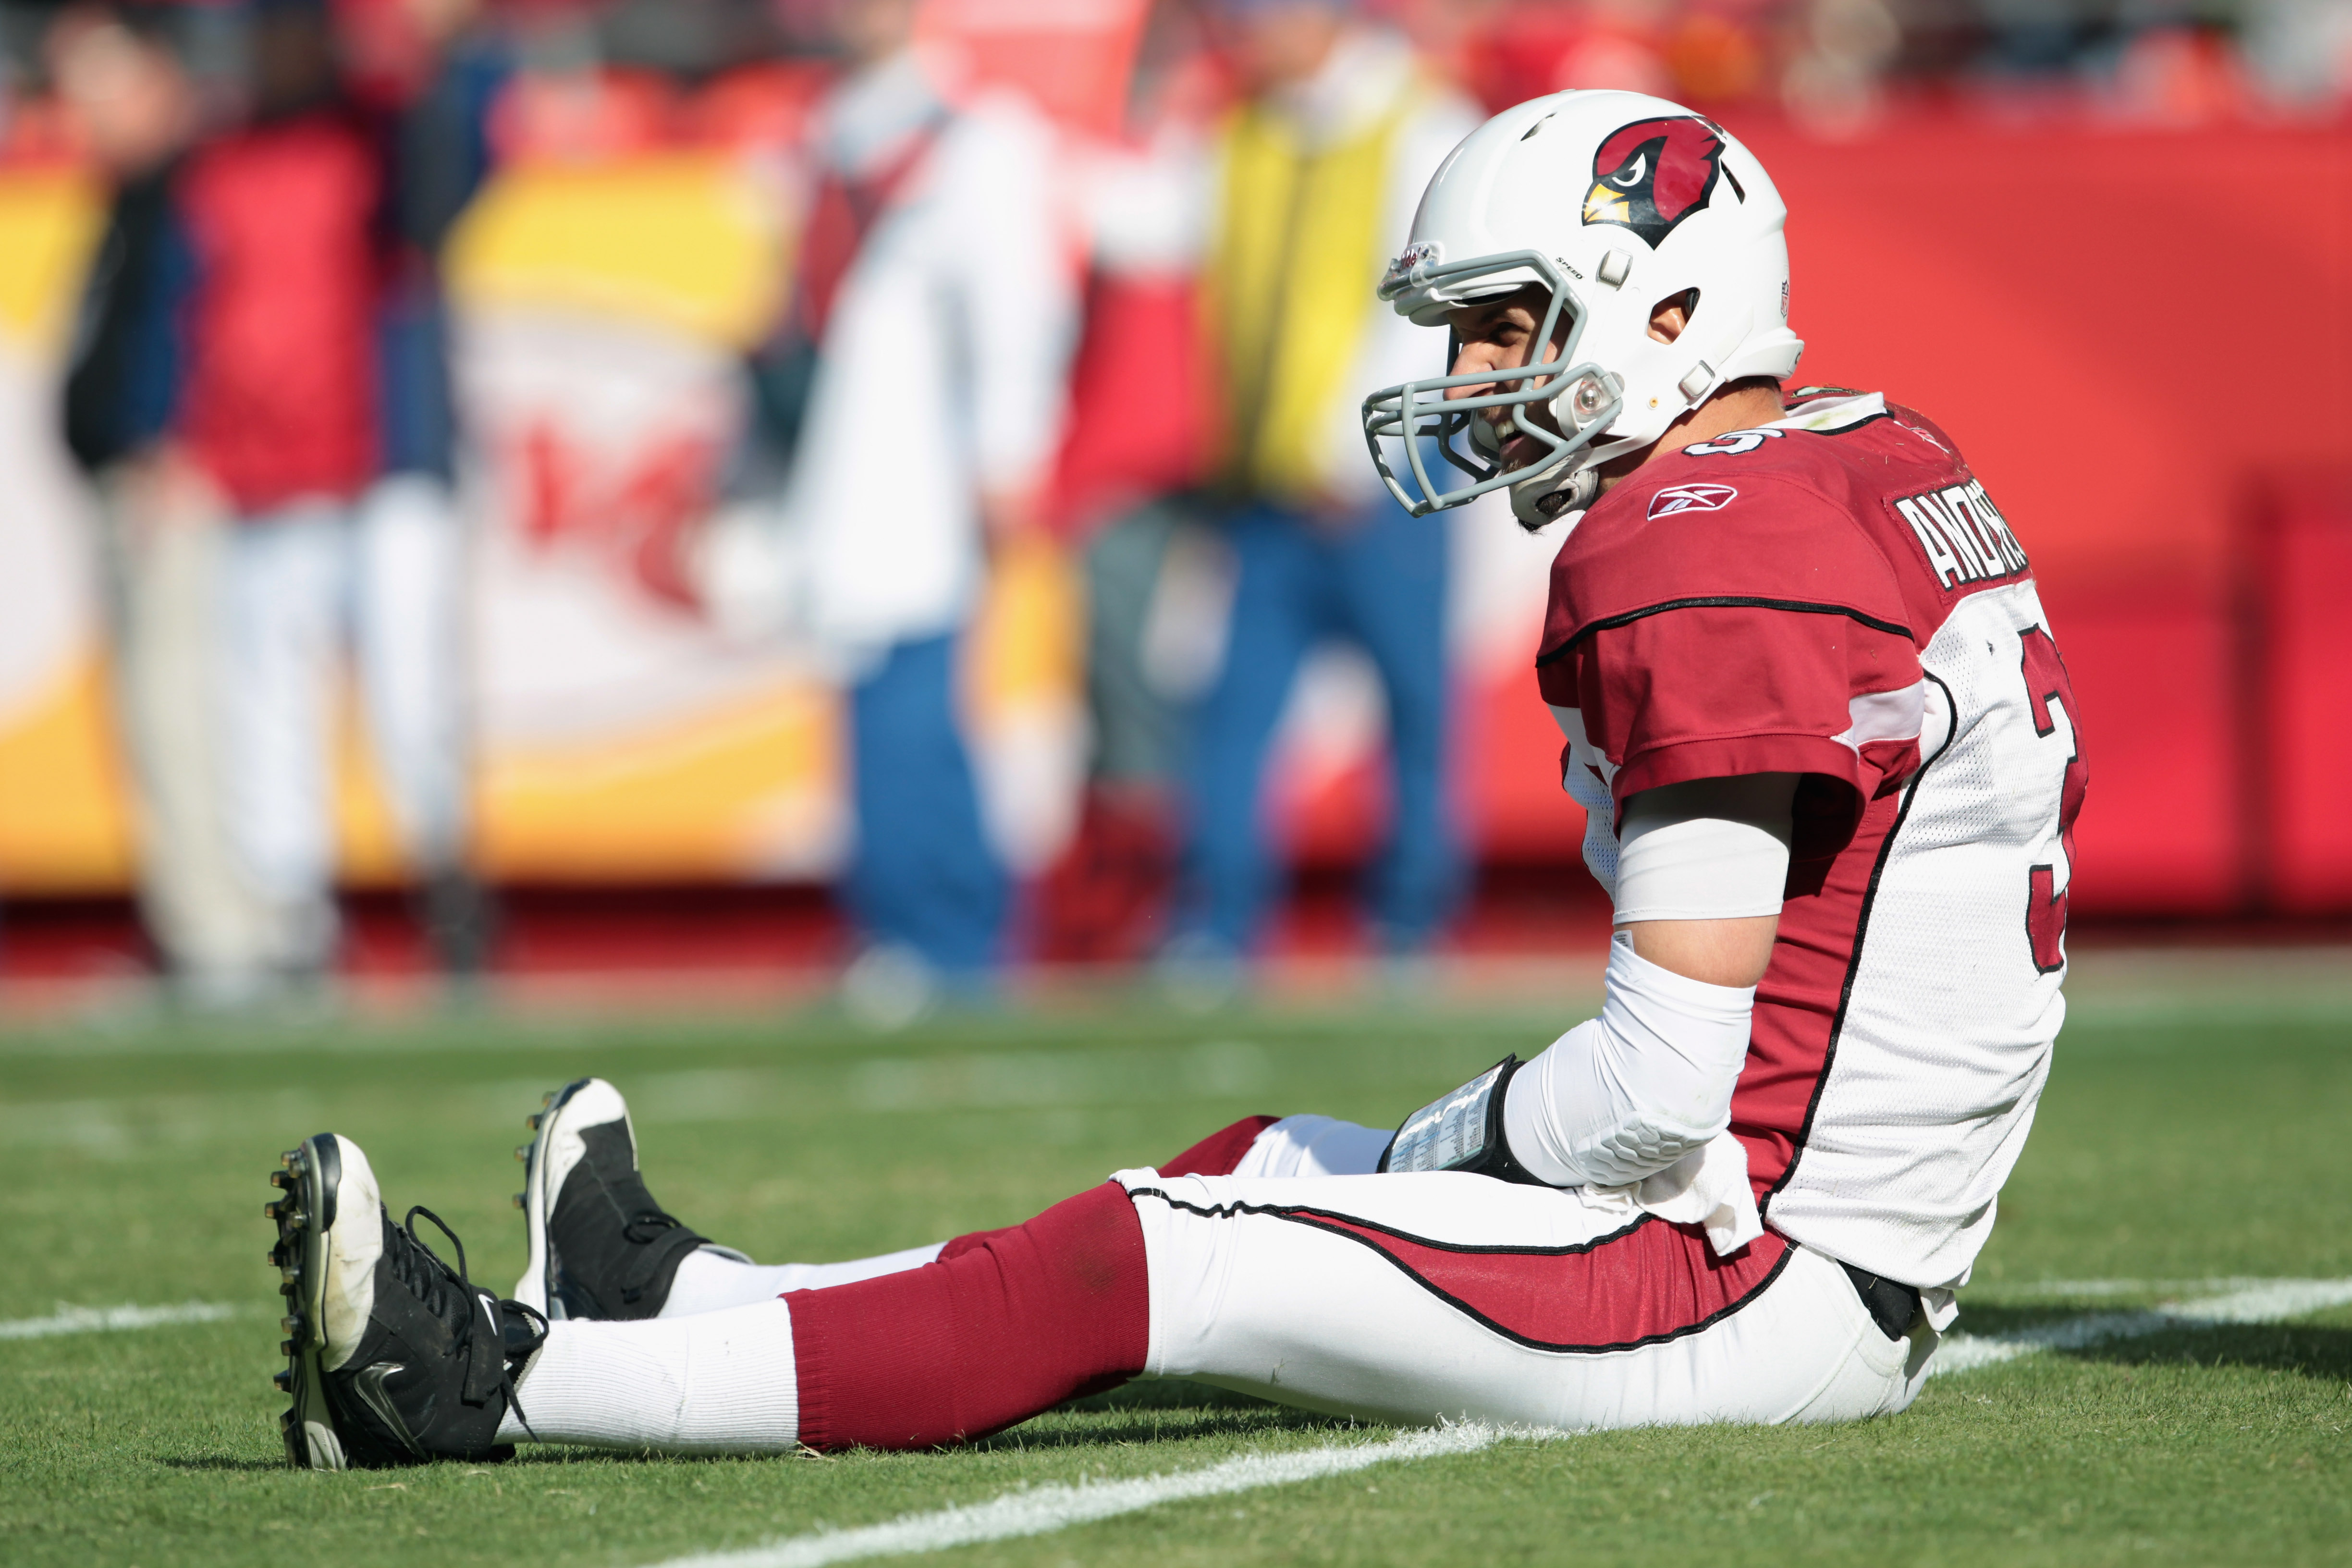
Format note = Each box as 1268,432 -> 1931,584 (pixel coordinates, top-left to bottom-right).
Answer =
2255,472 -> 2352,914
1730,117 -> 2351,916
2034,584 -> 2241,915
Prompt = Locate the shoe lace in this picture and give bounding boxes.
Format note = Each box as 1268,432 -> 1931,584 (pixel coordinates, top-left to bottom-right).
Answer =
390,1206 -> 547,1440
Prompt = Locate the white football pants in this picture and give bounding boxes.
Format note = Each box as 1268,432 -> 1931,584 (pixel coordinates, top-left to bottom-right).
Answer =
508,1114 -> 1933,1449
1118,1164 -> 1934,1430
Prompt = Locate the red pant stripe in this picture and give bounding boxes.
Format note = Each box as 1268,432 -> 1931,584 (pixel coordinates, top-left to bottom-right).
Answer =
1135,1190 -> 1791,1354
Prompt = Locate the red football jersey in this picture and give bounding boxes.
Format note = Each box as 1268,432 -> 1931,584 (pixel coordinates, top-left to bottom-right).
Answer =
1535,390 -> 2085,1298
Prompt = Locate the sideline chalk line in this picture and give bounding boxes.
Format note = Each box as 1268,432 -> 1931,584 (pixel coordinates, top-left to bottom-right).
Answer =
657,1423 -> 1531,1568
652,1275 -> 2351,1568
1932,1276 -> 2352,1376
0,1299 -> 248,1340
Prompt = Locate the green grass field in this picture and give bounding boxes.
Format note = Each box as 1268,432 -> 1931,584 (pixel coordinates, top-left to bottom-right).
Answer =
2,955 -> 2348,1567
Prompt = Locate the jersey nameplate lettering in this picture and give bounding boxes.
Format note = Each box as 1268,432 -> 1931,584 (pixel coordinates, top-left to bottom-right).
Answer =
1894,480 -> 2028,590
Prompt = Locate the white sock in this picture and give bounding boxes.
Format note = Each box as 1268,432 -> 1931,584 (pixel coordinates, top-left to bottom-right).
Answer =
498,1298 -> 798,1452
659,1242 -> 946,1317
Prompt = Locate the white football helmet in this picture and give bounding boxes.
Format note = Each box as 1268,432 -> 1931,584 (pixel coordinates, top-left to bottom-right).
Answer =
1361,90 -> 1802,528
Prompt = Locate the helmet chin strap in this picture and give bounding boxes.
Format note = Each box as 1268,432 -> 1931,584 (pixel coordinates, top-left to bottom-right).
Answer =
1506,367 -> 1707,531
1509,463 -> 1599,531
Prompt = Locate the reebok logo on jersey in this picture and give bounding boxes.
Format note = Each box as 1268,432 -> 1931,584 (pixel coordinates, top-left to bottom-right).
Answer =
1648,483 -> 1738,518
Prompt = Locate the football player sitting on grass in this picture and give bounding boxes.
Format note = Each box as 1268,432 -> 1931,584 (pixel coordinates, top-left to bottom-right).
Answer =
261,87 -> 2084,1467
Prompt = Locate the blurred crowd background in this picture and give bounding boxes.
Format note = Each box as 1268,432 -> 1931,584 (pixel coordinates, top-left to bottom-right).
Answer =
0,0 -> 2347,1013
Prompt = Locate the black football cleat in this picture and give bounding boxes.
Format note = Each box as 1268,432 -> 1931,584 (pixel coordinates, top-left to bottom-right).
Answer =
268,1134 -> 546,1470
513,1078 -> 738,1321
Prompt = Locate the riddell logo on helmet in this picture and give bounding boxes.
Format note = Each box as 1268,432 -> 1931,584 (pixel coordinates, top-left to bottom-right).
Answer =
1582,118 -> 1727,248
1648,483 -> 1738,518
1395,240 -> 1441,272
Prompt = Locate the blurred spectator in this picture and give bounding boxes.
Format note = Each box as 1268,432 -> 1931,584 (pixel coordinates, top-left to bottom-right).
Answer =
1461,0 -> 1675,107
1662,4 -> 1769,103
2102,17 -> 2254,122
1974,0 -> 2094,78
179,0 -> 381,997
342,0 -> 512,975
2241,0 -> 2352,107
1782,0 -> 1900,134
1030,0 -> 1222,966
49,2 -> 270,1002
66,0 -> 498,1003
769,0 -> 1077,1005
1552,0 -> 1676,93
1169,0 -> 1479,965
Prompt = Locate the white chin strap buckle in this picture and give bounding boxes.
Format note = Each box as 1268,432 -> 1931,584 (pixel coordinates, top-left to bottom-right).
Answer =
1510,464 -> 1599,531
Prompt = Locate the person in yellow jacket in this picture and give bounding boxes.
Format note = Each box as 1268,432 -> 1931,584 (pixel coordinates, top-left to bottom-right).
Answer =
1176,0 -> 1480,960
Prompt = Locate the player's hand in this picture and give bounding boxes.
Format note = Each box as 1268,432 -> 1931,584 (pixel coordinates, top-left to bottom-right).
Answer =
122,442 -> 225,536
980,482 -> 1047,564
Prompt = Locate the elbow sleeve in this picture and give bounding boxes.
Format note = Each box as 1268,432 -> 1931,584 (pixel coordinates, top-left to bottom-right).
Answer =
1501,932 -> 1756,1188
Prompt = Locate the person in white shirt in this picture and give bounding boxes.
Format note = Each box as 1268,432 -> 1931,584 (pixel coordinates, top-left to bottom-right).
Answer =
777,0 -> 1078,982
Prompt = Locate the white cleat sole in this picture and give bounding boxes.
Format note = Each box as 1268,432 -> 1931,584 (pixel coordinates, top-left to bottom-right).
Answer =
512,1078 -> 632,1319
267,1132 -> 381,1472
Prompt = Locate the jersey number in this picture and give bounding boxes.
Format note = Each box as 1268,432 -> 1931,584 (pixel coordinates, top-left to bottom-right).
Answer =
1682,428 -> 1785,457
2020,626 -> 2086,974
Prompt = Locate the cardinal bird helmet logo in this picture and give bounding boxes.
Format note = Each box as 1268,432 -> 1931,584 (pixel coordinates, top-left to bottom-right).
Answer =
1582,117 -> 1727,248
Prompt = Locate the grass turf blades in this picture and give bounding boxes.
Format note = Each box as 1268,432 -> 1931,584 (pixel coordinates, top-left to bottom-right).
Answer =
0,977 -> 2347,1566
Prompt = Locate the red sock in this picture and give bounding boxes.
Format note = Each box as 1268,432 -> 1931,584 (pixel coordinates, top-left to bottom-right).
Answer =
790,1182 -> 1149,1450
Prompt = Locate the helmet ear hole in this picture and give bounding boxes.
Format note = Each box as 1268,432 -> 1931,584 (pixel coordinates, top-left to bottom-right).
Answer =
1648,289 -> 1700,345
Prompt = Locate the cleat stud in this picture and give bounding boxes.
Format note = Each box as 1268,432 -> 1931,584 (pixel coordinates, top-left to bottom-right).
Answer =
515,1145 -> 528,1162
264,1200 -> 282,1220
274,1369 -> 294,1392
281,1315 -> 302,1335
513,1193 -> 526,1209
280,1338 -> 296,1356
280,1148 -> 300,1168
270,1170 -> 294,1190
542,1091 -> 555,1107
525,1113 -> 542,1131
281,1263 -> 301,1284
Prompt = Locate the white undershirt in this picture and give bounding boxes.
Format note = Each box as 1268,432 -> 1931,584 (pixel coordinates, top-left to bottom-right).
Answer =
1610,773 -> 1798,926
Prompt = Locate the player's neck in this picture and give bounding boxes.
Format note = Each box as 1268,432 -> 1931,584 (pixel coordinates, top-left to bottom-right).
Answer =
1597,381 -> 1787,495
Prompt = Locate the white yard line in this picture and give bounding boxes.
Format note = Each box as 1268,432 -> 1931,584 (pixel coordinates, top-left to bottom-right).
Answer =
0,1300 -> 248,1340
1931,1277 -> 2352,1377
655,1423 -> 1527,1568
1972,1276 -> 2352,1299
